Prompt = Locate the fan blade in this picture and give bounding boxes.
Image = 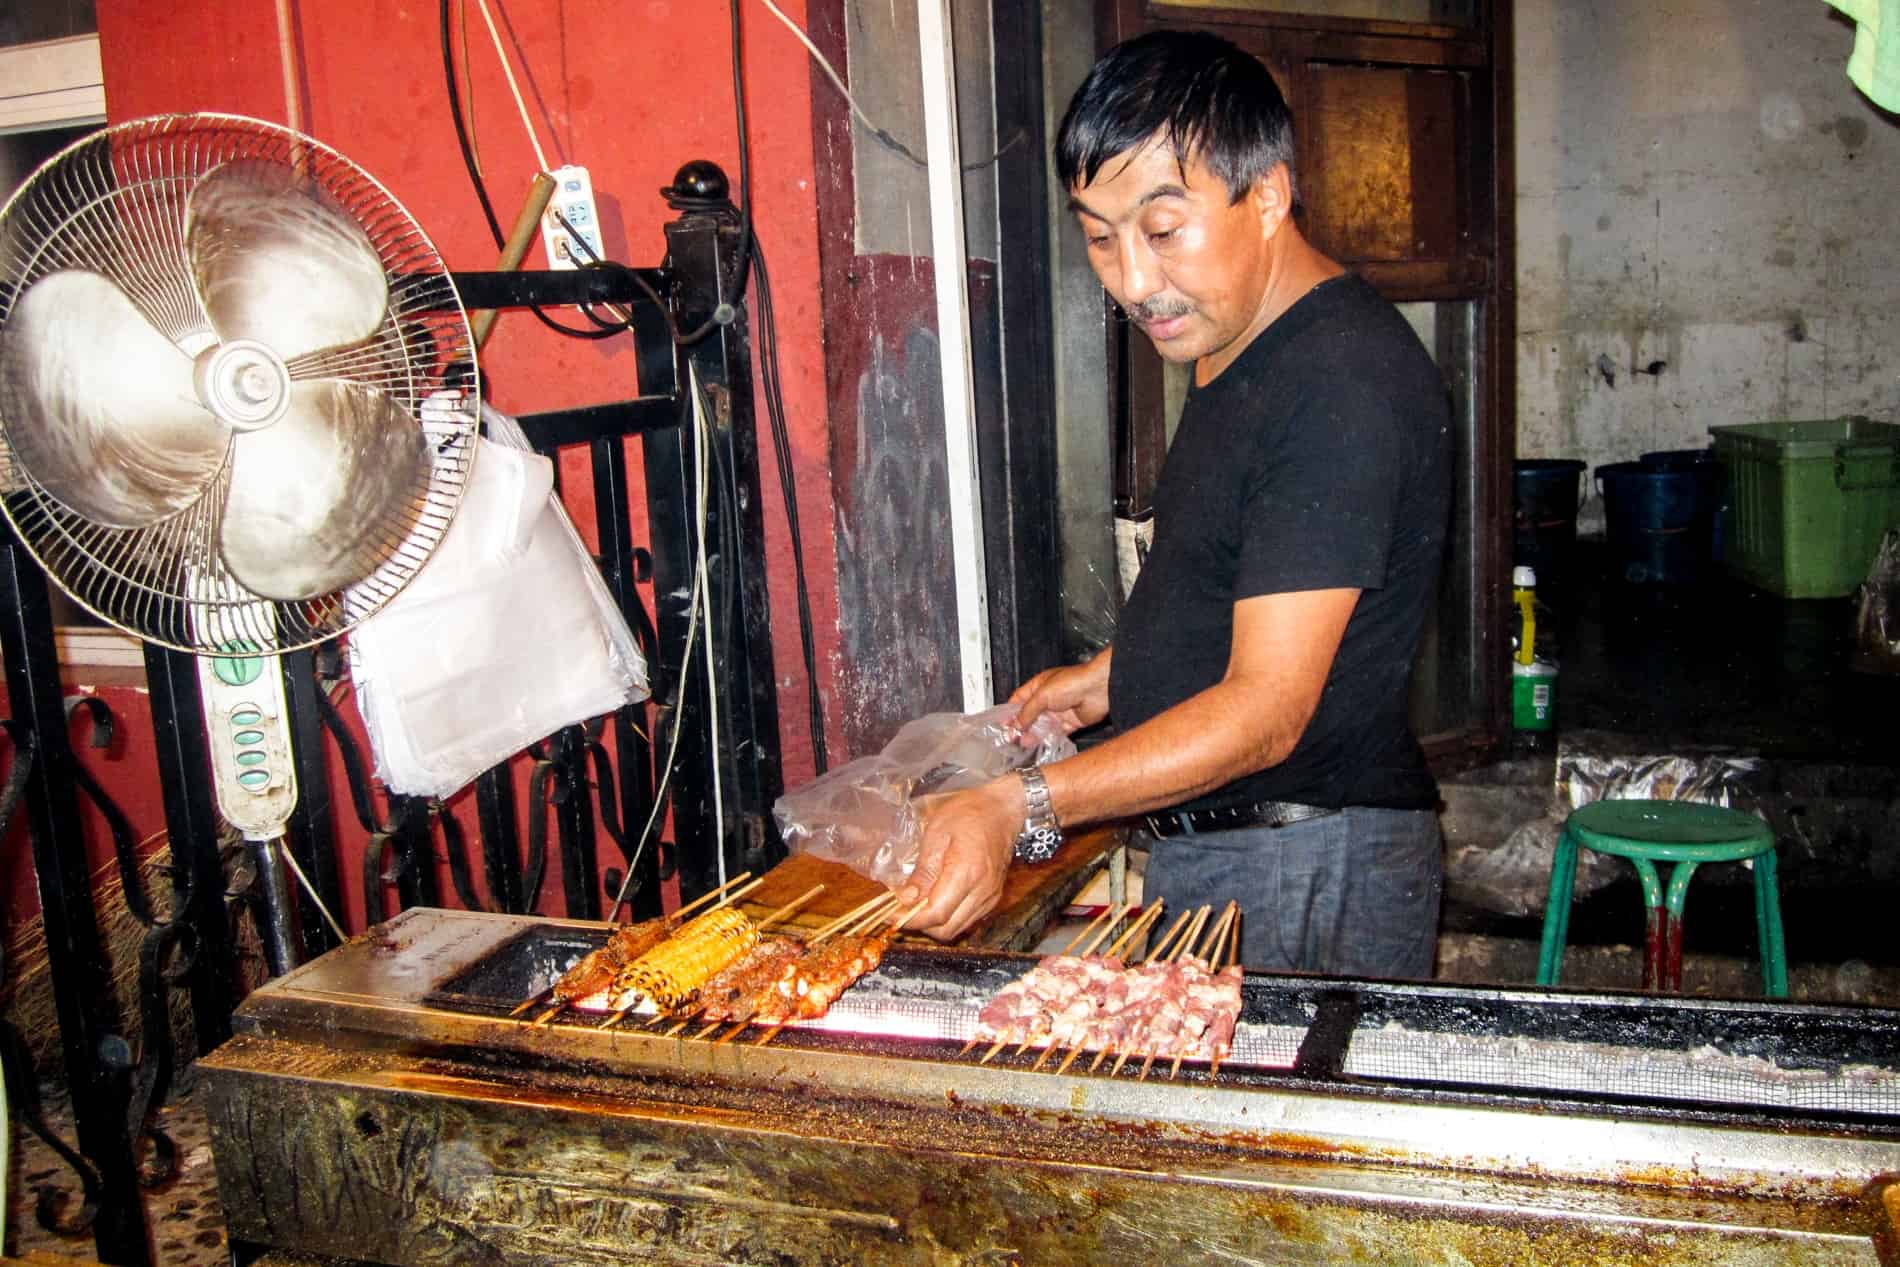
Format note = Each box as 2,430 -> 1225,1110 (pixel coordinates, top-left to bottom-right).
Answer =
219,381 -> 428,600
0,269 -> 228,527
187,161 -> 389,362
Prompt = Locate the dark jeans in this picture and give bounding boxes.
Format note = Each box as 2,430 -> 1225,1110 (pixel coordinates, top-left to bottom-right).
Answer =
1144,806 -> 1442,978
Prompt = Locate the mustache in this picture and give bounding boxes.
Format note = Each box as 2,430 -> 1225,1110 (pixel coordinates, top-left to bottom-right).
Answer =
1125,297 -> 1194,324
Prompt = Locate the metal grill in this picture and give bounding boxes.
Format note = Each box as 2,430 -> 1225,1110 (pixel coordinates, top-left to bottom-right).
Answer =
1343,1022 -> 1900,1116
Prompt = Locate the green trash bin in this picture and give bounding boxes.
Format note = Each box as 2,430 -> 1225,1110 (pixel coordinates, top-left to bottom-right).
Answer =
1708,417 -> 1900,598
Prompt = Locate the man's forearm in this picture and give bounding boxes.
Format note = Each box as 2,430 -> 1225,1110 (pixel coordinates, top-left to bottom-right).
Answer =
1039,672 -> 1302,828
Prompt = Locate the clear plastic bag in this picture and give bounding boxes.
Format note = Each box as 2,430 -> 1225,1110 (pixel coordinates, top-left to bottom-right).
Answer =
1853,528 -> 1900,675
774,705 -> 1077,888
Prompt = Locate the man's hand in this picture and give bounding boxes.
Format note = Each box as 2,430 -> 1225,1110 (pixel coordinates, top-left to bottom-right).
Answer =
1009,648 -> 1111,742
896,776 -> 1022,941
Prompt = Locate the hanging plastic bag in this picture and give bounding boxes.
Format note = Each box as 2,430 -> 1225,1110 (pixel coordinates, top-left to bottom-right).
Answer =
1852,528 -> 1900,675
349,399 -> 649,798
774,706 -> 1077,888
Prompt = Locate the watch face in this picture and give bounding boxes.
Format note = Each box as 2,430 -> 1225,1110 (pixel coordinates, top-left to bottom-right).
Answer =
1015,826 -> 1061,863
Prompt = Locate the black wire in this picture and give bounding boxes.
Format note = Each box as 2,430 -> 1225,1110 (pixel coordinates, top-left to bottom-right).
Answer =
750,237 -> 828,773
440,0 -> 631,341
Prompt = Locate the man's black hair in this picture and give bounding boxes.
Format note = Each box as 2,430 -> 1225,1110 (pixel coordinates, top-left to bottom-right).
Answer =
1055,30 -> 1296,205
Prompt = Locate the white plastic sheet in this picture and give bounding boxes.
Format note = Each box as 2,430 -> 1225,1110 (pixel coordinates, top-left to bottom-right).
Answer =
775,706 -> 1076,888
349,401 -> 648,798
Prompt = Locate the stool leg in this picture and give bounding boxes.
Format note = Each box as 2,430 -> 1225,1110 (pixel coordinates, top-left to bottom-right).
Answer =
1753,848 -> 1789,999
1660,861 -> 1700,994
1536,826 -> 1581,986
1629,857 -> 1666,992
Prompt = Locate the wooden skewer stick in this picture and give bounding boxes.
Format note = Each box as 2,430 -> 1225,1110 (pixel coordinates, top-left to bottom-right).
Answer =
752,1023 -> 786,1047
756,884 -> 826,933
1206,912 -> 1243,1080
1057,1043 -> 1090,1076
509,986 -> 555,1018
514,875 -> 759,1020
847,896 -> 904,938
887,899 -> 929,931
1105,902 -> 1165,960
531,1003 -> 566,1027
680,871 -> 755,919
1143,910 -> 1195,966
1077,902 -> 1135,957
1196,902 -> 1238,964
810,891 -> 896,943
1056,904 -> 1118,957
1171,906 -> 1213,963
712,1021 -> 752,1045
710,876 -> 768,910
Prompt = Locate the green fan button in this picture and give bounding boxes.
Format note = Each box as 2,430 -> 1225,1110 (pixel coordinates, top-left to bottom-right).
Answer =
237,769 -> 271,790
213,641 -> 264,687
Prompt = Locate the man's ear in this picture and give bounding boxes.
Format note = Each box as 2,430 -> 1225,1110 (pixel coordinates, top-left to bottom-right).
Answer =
1252,162 -> 1294,239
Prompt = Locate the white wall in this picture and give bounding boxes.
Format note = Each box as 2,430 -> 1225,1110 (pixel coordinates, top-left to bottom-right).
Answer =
1514,0 -> 1899,513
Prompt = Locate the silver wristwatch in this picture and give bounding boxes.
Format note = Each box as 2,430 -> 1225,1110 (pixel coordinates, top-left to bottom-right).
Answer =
1013,765 -> 1062,863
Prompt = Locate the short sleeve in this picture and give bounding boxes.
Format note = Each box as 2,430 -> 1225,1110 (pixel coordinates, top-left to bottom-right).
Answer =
1234,378 -> 1405,598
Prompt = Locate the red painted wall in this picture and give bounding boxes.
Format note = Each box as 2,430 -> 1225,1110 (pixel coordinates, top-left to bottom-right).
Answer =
0,1 -> 843,937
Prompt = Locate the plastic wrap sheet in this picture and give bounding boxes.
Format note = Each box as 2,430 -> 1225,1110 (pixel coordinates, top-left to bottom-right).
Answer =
1853,527 -> 1900,675
775,706 -> 1077,888
1557,728 -> 1761,813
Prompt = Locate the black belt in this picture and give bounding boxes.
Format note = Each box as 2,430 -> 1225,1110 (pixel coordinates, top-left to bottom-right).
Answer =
1144,800 -> 1340,839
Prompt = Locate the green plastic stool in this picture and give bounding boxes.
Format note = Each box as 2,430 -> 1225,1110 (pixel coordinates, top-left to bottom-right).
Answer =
1536,799 -> 1788,997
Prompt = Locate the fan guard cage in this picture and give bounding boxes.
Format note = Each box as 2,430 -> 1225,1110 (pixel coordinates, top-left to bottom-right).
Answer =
0,112 -> 477,654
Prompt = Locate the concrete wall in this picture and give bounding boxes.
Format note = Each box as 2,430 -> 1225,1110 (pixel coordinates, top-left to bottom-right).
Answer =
1514,0 -> 1899,526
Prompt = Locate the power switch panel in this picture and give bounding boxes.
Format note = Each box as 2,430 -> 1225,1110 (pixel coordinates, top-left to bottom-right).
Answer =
540,164 -> 603,269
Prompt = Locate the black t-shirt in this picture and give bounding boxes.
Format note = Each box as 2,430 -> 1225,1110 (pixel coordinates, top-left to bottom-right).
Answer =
1107,273 -> 1451,812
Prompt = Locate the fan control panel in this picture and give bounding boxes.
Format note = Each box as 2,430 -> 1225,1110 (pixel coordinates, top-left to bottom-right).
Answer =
540,164 -> 603,268
197,645 -> 299,841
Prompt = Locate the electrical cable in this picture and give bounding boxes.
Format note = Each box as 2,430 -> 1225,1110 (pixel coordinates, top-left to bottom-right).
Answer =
440,0 -> 629,341
749,236 -> 829,772
692,371 -> 728,891
753,0 -> 1022,172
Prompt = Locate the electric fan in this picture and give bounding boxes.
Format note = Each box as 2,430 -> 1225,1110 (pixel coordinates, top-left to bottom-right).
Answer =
0,113 -> 479,948
0,112 -> 477,654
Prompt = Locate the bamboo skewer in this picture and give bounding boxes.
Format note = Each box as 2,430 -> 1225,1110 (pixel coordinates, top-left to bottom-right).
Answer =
1103,902 -> 1163,960
1140,906 -> 1211,1079
1056,903 -> 1118,957
1013,904 -> 1136,1056
1096,907 -> 1195,1073
594,881 -> 788,1030
1165,904 -> 1237,1080
750,900 -> 927,1050
645,875 -> 818,1042
682,871 -> 755,917
1043,903 -> 1166,1072
513,874 -> 757,1021
509,987 -> 554,1018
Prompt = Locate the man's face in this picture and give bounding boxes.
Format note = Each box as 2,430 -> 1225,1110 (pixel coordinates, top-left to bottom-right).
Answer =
1069,138 -> 1277,377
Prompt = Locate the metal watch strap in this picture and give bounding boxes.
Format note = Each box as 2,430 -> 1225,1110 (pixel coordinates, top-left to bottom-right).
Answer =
1013,765 -> 1062,863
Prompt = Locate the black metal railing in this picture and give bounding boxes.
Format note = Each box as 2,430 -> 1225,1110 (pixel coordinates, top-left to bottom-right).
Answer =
0,162 -> 783,1267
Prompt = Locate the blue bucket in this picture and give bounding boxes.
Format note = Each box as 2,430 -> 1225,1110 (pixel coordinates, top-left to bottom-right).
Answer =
1513,459 -> 1588,591
1596,457 -> 1725,584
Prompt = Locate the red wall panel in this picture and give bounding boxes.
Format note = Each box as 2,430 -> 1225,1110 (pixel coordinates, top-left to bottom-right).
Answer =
3,0 -> 846,934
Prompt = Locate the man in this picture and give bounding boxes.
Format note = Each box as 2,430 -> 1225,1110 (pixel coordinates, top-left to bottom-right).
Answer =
898,30 -> 1451,977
